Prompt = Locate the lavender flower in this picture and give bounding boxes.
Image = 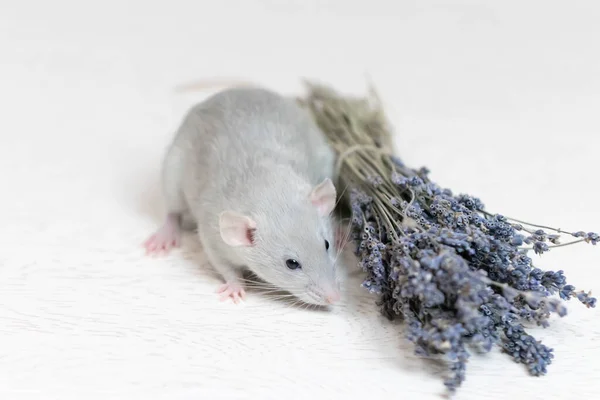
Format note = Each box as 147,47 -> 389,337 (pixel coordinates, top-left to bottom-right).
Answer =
347,172 -> 597,392
586,232 -> 599,245
533,242 -> 549,255
345,165 -> 598,390
302,81 -> 598,394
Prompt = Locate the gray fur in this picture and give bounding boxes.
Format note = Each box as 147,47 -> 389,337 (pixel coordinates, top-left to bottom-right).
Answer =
160,86 -> 340,305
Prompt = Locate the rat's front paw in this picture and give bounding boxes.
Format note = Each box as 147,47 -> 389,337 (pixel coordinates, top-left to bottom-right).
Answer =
216,281 -> 246,304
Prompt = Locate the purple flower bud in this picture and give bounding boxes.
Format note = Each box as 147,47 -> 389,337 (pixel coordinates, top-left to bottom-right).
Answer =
585,232 -> 599,245
533,242 -> 549,255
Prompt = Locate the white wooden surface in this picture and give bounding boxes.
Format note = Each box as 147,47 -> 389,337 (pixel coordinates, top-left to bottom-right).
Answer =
1,1 -> 599,399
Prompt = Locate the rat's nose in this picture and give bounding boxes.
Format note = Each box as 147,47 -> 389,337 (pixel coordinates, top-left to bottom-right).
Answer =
325,290 -> 341,304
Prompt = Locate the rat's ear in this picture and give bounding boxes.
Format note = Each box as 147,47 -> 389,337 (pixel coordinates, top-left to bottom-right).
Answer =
219,211 -> 257,247
310,178 -> 337,216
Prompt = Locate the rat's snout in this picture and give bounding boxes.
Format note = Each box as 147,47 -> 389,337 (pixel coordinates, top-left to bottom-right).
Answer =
322,283 -> 342,304
325,290 -> 341,304
320,272 -> 342,305
306,281 -> 342,306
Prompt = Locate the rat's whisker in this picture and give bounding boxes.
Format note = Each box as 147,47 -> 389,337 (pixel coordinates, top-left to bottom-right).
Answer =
333,219 -> 353,263
244,287 -> 283,293
239,281 -> 281,289
238,278 -> 275,285
333,224 -> 352,267
258,292 -> 293,298
249,290 -> 293,298
333,183 -> 350,210
244,284 -> 281,291
240,281 -> 275,287
281,299 -> 303,311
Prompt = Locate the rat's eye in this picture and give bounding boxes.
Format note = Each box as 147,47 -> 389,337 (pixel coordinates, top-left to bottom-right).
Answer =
325,240 -> 330,251
286,259 -> 301,270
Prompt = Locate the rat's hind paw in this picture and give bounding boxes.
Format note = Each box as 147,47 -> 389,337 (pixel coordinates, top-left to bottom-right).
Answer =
144,215 -> 181,255
216,281 -> 246,304
144,230 -> 181,255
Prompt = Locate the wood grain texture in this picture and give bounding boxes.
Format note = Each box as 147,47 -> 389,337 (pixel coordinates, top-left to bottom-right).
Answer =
1,1 -> 599,399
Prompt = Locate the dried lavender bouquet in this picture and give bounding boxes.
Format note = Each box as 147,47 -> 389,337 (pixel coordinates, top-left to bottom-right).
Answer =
299,82 -> 598,392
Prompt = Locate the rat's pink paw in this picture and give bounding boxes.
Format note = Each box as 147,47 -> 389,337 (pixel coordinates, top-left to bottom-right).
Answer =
144,225 -> 181,255
216,281 -> 246,304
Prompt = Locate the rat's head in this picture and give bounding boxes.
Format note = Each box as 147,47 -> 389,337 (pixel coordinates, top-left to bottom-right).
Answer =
218,178 -> 341,306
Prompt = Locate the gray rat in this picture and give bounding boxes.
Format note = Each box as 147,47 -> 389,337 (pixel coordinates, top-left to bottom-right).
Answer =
144,86 -> 342,306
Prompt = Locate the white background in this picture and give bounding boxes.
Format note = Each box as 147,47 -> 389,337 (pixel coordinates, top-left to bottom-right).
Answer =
1,0 -> 599,399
